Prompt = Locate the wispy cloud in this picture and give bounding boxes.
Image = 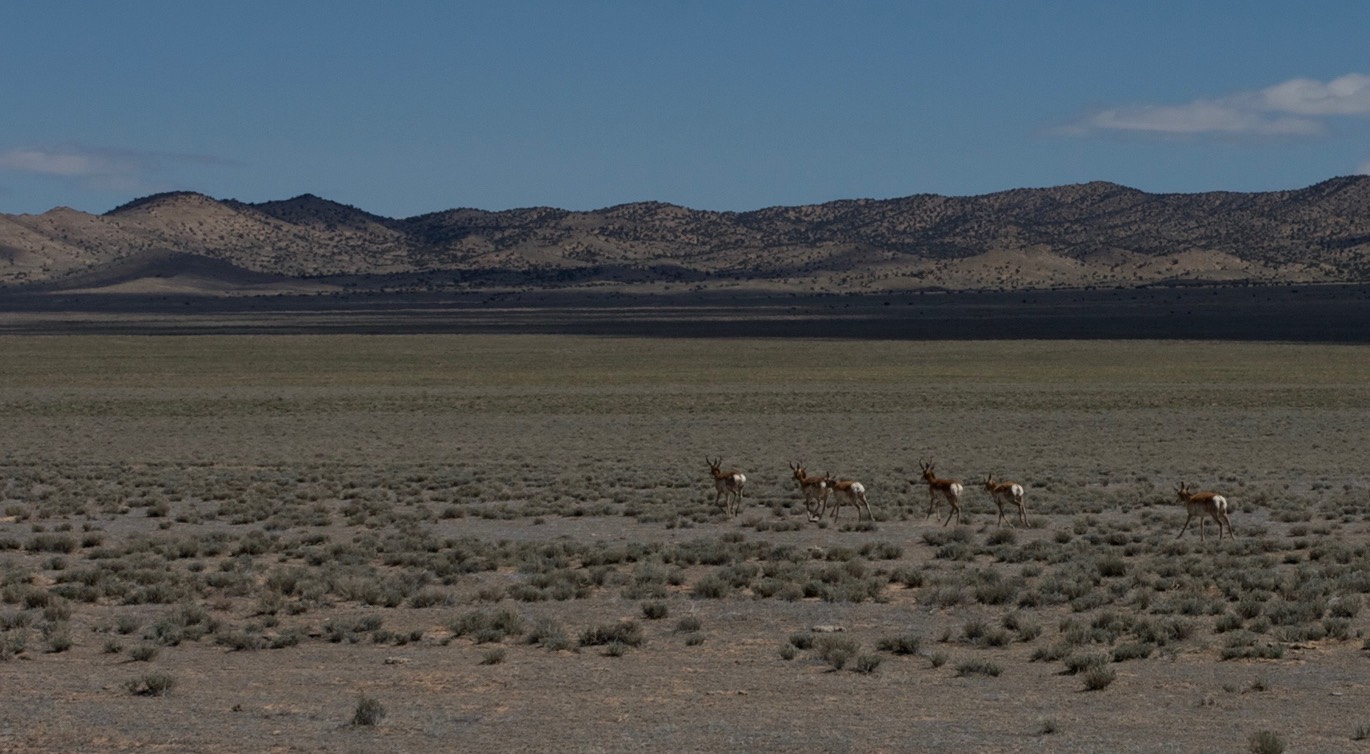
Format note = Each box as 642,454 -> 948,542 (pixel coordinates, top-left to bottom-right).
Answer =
0,144 -> 230,193
1059,73 -> 1370,138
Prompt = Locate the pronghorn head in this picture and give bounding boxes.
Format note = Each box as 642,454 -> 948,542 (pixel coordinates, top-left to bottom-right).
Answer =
707,457 -> 723,478
1175,482 -> 1191,501
984,474 -> 996,491
790,461 -> 807,481
919,459 -> 936,482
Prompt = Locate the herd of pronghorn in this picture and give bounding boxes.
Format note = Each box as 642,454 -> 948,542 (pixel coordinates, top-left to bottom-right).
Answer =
706,457 -> 1235,542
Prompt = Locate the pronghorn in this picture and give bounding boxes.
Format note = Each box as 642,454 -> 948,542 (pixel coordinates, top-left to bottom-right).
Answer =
917,459 -> 964,526
789,461 -> 830,521
823,472 -> 873,522
1174,482 -> 1233,541
983,475 -> 1028,527
706,457 -> 746,516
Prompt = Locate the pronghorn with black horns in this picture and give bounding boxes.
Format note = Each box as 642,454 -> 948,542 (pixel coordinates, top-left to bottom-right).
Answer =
917,459 -> 964,526
706,457 -> 747,516
789,461 -> 830,521
823,471 -> 873,522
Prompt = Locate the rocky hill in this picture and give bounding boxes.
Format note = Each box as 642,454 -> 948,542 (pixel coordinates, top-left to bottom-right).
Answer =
2,177 -> 1368,294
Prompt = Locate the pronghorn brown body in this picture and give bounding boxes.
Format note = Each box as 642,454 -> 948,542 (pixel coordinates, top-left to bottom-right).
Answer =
823,472 -> 873,522
983,475 -> 1028,527
789,461 -> 830,521
917,460 -> 964,526
706,457 -> 746,516
1175,482 -> 1233,541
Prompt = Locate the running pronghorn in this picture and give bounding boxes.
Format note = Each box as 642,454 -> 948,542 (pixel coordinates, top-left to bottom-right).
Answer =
823,472 -> 873,522
917,459 -> 964,526
706,457 -> 747,516
1174,482 -> 1233,541
983,475 -> 1028,527
789,461 -> 830,521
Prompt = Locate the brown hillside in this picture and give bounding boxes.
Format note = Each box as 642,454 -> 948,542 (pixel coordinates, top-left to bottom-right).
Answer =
2,177 -> 1368,293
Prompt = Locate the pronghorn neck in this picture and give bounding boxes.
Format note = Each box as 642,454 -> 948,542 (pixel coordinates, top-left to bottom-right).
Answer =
924,471 -> 957,489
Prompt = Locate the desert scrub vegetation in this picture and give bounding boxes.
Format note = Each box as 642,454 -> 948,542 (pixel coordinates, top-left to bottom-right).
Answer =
1,336 -> 1370,705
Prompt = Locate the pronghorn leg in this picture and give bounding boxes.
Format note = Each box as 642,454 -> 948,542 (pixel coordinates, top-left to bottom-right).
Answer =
1018,500 -> 1028,527
942,501 -> 958,527
1176,513 -> 1193,540
861,494 -> 873,522
995,502 -> 1006,527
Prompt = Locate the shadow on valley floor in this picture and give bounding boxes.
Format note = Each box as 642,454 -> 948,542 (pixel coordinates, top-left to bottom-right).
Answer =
1,284 -> 1368,340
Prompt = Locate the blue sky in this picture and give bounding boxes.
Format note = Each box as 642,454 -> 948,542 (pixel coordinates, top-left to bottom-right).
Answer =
3,1 -> 1368,217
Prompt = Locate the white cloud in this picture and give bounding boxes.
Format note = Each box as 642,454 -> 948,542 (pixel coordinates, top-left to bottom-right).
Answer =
0,144 -> 228,193
1061,73 -> 1370,138
1259,73 -> 1370,116
1073,103 -> 1322,137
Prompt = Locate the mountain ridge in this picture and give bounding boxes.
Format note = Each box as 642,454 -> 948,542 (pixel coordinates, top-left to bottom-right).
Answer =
2,177 -> 1368,294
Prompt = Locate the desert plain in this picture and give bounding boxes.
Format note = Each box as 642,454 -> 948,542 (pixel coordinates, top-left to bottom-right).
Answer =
1,331 -> 1369,753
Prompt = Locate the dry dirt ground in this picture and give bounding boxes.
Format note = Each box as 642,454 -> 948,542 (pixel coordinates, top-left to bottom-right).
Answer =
1,335 -> 1368,753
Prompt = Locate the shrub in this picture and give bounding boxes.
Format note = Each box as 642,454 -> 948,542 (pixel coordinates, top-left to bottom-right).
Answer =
962,619 -> 988,643
1247,730 -> 1285,754
1063,653 -> 1109,675
579,621 -> 644,648
1082,665 -> 1116,690
450,609 -> 525,644
1214,612 -> 1244,633
986,528 -> 1016,546
675,616 -> 703,634
215,631 -> 264,652
351,695 -> 385,727
641,601 -> 668,620
480,648 -> 507,665
1111,642 -> 1154,662
973,580 -> 1019,605
956,659 -> 1002,677
130,644 -> 159,662
876,633 -> 922,656
691,575 -> 731,599
409,589 -> 452,609
125,673 -> 176,696
44,627 -> 72,653
852,653 -> 883,674
815,636 -> 859,671
1096,555 -> 1127,577
860,541 -> 903,560
525,617 -> 571,651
